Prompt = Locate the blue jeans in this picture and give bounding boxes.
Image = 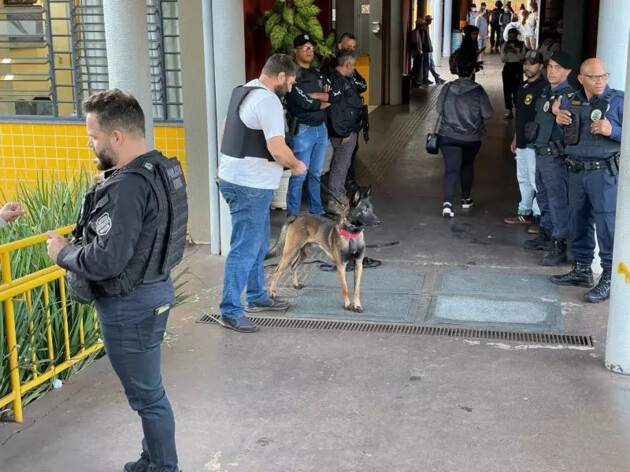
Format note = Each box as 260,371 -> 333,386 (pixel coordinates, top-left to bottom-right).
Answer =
287,123 -> 328,216
219,180 -> 273,318
568,167 -> 618,270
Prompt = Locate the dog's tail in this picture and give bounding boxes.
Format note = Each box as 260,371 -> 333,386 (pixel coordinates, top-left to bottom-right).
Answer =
266,216 -> 297,259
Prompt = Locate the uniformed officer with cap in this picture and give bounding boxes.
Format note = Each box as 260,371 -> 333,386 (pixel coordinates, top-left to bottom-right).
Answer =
551,58 -> 624,303
46,89 -> 188,472
285,33 -> 331,218
523,50 -> 575,266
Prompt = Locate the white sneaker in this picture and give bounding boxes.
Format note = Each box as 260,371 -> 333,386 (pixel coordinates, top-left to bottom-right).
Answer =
442,202 -> 454,218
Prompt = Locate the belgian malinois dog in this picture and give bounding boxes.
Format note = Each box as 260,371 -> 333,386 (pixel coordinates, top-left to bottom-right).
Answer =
267,187 -> 380,313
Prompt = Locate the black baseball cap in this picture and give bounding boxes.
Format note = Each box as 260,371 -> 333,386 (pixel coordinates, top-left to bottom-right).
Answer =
294,34 -> 315,48
549,50 -> 574,69
523,50 -> 544,64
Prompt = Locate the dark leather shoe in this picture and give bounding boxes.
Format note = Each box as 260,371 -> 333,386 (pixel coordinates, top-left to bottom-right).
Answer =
550,262 -> 594,288
124,455 -> 149,472
584,269 -> 611,303
541,238 -> 567,266
219,315 -> 260,333
524,227 -> 552,251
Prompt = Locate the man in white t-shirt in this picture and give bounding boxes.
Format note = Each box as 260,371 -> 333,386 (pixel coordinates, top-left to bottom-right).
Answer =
0,202 -> 24,229
218,54 -> 307,333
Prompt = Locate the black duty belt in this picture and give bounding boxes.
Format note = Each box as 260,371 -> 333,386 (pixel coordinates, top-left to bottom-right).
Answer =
535,140 -> 565,157
565,154 -> 619,175
534,147 -> 554,156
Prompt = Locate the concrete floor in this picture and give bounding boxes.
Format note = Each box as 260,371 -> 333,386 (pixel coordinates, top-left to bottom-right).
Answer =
2,55 -> 629,472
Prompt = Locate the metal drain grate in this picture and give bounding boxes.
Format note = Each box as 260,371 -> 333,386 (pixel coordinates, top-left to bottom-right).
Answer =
197,314 -> 593,347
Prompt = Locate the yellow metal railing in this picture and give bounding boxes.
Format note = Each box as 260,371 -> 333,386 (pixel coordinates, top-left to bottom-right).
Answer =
0,226 -> 103,422
619,261 -> 630,283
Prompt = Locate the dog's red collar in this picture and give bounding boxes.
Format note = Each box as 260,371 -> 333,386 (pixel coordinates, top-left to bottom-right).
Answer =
337,227 -> 361,240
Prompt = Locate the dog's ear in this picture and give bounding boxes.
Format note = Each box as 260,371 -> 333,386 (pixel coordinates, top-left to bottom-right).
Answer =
363,185 -> 373,198
352,189 -> 361,205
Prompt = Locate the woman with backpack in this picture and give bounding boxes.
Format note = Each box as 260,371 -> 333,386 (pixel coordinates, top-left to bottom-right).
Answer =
436,56 -> 493,218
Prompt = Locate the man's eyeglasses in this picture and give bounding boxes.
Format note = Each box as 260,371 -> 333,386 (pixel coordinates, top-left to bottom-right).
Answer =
298,46 -> 315,52
582,72 -> 610,82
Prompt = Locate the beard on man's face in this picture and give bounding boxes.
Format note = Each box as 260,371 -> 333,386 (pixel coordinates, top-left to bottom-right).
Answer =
274,79 -> 290,99
94,146 -> 116,171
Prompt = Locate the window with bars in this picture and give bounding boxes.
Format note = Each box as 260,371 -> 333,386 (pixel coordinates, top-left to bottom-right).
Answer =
0,0 -> 182,121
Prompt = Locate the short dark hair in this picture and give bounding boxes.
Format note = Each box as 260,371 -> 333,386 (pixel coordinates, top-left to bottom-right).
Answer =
338,32 -> 357,43
83,89 -> 145,136
336,48 -> 357,67
262,53 -> 300,78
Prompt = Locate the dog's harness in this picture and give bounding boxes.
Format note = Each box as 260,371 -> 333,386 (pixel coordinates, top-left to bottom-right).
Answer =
337,227 -> 361,240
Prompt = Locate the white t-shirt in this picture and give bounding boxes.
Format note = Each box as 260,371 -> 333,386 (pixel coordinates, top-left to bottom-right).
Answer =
218,79 -> 285,190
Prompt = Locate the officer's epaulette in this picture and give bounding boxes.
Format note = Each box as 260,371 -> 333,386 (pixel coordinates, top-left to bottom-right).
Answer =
566,92 -> 574,98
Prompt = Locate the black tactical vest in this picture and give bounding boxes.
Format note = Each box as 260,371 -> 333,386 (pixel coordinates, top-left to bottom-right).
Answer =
74,151 -> 188,299
564,90 -> 622,160
220,86 -> 274,162
533,84 -> 574,149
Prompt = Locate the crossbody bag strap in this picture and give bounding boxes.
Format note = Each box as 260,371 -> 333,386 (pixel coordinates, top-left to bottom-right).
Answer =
434,82 -> 453,134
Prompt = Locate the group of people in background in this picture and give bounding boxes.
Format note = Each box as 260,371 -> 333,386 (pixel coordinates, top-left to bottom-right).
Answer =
468,1 -> 538,53
409,15 -> 447,86
434,4 -> 623,304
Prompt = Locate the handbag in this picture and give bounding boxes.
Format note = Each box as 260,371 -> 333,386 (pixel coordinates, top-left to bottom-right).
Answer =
426,83 -> 452,155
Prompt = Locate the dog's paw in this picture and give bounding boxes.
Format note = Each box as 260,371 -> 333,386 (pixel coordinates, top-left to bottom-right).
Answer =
293,283 -> 304,290
269,290 -> 277,298
345,304 -> 363,313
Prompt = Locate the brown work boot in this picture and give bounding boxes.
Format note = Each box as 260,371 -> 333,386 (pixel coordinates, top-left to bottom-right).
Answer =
504,213 -> 533,225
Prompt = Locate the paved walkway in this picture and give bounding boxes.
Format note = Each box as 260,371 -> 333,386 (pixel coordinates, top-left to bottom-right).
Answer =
2,55 -> 629,472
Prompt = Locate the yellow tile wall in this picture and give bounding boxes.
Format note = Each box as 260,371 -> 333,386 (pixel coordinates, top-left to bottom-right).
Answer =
0,122 -> 186,198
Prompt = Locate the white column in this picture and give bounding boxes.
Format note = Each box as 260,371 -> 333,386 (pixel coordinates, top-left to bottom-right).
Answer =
431,0 -> 443,67
442,0 -> 453,57
596,0 -> 630,90
102,0 -> 154,148
201,0 -> 221,254
605,31 -> 630,375
212,0 -> 246,256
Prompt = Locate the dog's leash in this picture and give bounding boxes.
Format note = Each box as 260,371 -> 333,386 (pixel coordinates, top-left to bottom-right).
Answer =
305,169 -> 346,207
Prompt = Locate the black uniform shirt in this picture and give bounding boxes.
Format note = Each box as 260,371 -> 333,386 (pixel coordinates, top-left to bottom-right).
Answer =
286,66 -> 329,127
58,167 -> 157,281
515,75 -> 548,148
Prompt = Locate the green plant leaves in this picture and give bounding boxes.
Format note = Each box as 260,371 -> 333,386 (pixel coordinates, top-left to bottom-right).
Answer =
265,12 -> 282,35
282,7 -> 295,26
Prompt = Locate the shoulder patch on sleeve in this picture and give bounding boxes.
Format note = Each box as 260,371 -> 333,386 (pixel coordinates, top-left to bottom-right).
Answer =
95,212 -> 112,236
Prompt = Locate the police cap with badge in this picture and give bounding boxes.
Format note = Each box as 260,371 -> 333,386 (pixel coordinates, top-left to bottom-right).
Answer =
294,34 -> 315,48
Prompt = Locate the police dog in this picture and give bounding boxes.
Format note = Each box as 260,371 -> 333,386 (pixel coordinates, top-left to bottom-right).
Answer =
267,187 -> 380,313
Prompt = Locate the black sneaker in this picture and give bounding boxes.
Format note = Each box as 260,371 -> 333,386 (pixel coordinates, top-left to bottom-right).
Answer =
244,298 -> 289,313
461,198 -> 474,209
124,456 -> 149,472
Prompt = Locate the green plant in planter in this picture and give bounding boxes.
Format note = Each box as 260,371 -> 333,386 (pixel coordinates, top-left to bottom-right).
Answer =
261,0 -> 336,59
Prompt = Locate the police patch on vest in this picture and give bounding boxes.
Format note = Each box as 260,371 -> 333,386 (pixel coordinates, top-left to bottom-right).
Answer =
543,101 -> 550,112
590,109 -> 603,121
95,213 -> 112,236
525,93 -> 533,105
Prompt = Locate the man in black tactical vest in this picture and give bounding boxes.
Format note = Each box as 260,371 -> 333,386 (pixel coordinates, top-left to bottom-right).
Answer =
46,89 -> 188,472
551,58 -> 624,303
523,50 -> 575,266
218,54 -> 307,333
